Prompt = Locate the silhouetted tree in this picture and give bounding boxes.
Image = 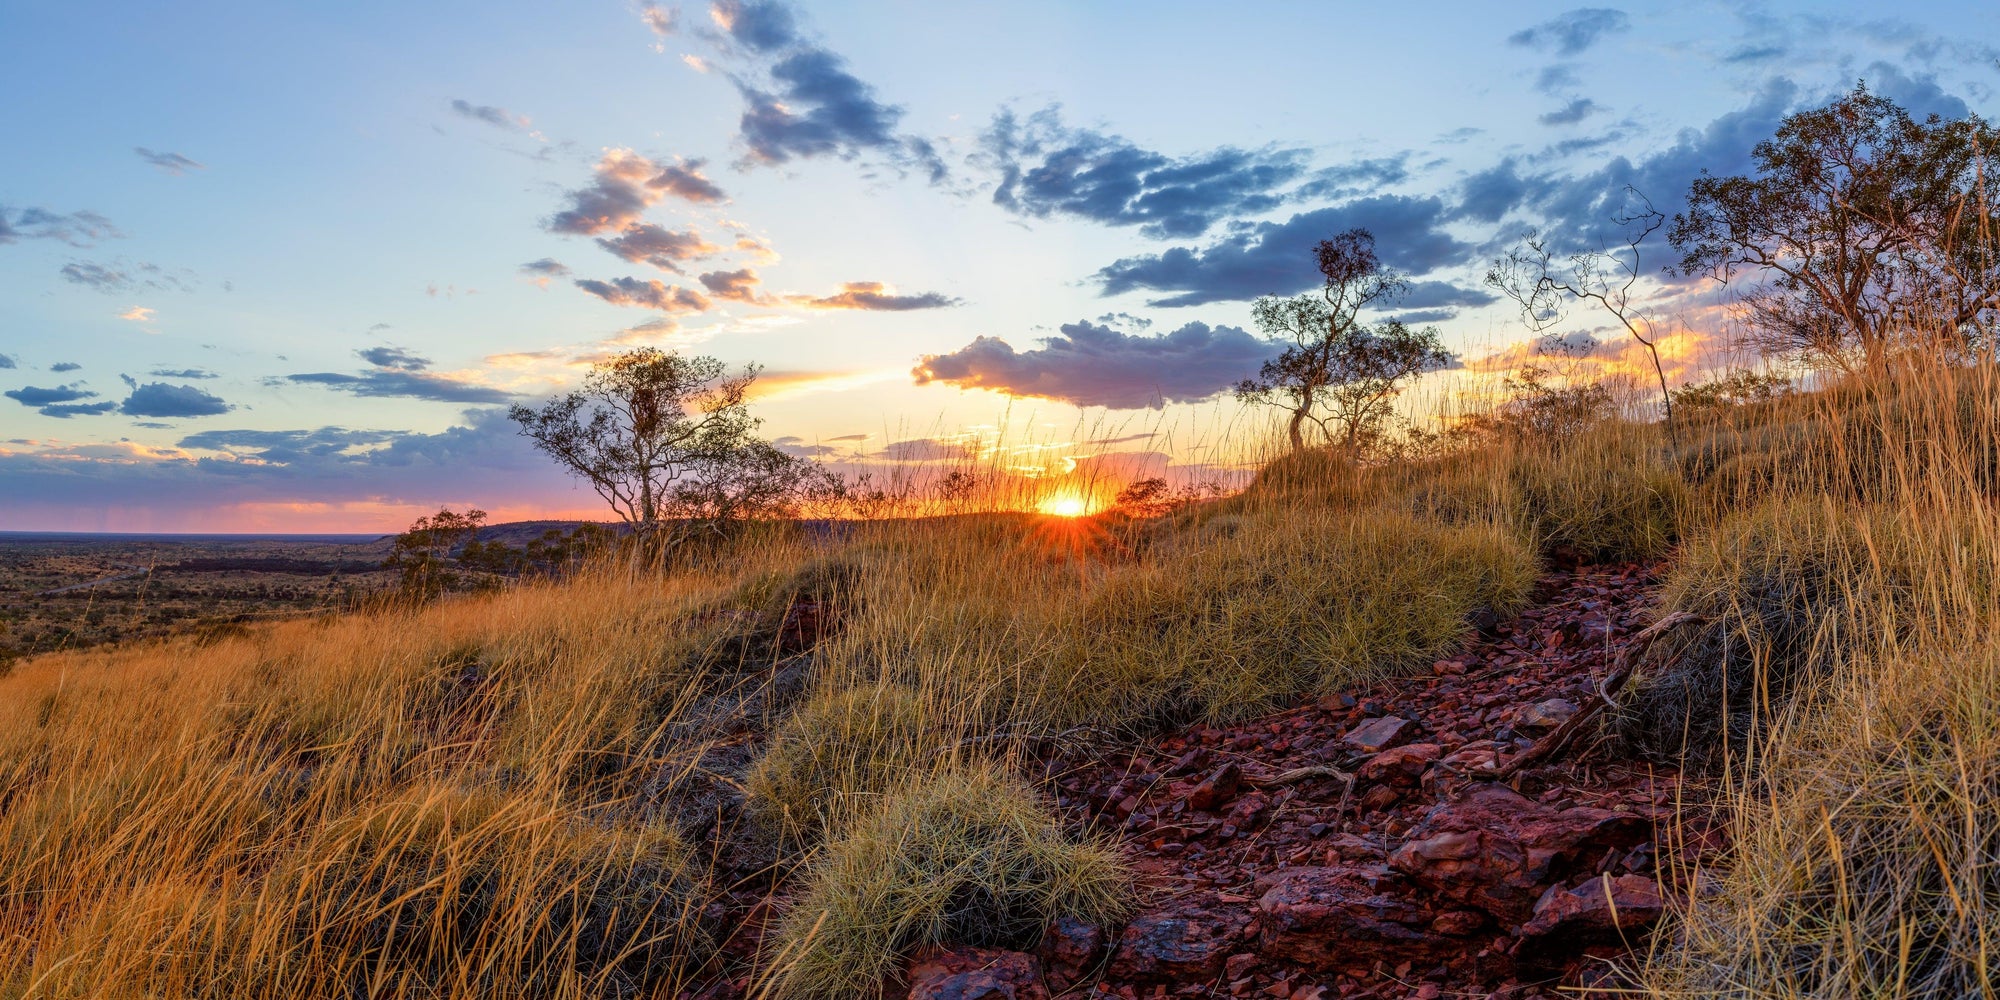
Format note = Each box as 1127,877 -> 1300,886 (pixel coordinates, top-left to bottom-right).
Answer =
1670,83 -> 2000,373
1488,186 -> 1676,437
1236,229 -> 1455,452
509,348 -> 821,547
384,507 -> 486,600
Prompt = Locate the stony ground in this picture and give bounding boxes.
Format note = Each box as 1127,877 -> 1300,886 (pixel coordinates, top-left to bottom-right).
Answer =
697,562 -> 1704,1000
1003,563 -> 1689,1000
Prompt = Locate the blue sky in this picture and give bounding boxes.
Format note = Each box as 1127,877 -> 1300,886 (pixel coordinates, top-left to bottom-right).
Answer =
3,1 -> 1996,530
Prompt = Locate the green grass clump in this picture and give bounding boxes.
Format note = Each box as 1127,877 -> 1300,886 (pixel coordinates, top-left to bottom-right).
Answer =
767,765 -> 1130,999
1613,499 -> 1996,767
261,784 -> 709,995
1506,451 -> 1686,563
745,683 -> 959,847
1052,508 -> 1535,724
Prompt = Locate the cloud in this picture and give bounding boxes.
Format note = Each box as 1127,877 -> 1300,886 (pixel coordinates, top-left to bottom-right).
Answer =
786,281 -> 959,311
149,368 -> 217,379
134,148 -> 204,175
49,362 -> 81,373
546,150 -> 724,240
120,382 -> 233,418
449,99 -> 530,130
575,277 -> 714,312
1508,8 -> 1630,55
0,206 -> 121,247
120,306 -> 156,322
5,384 -> 103,418
639,1 -> 677,35
179,426 -> 409,463
1539,98 -> 1603,126
771,435 -> 841,458
357,346 -> 430,370
0,355 -> 13,369
1536,64 -> 1581,94
520,258 -> 571,286
981,105 -> 1314,238
60,261 -> 130,291
284,370 -> 515,404
717,1 -> 944,180
878,438 -> 973,462
1093,194 -> 1470,307
698,267 -> 774,303
914,319 -> 1274,409
650,160 -> 726,202
594,223 -> 719,271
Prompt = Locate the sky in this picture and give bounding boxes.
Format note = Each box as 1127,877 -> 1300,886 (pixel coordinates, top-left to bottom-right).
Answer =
3,1 -> 1996,532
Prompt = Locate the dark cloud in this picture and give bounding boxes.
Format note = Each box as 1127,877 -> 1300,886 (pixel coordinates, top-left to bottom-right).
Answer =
120,382 -> 232,418
449,99 -> 528,130
1401,280 -> 1499,310
787,281 -> 959,311
574,277 -> 714,313
914,319 -> 1274,409
5,384 -> 99,416
180,427 -> 407,463
1295,155 -> 1413,200
41,401 -> 118,418
520,258 -> 571,278
594,223 -> 719,271
650,161 -> 726,202
879,438 -> 973,462
771,435 -> 841,458
1508,8 -> 1630,55
546,151 -> 723,237
58,259 -> 193,294
50,362 -> 81,373
0,355 -> 14,369
149,368 -> 217,379
1723,45 -> 1788,64
59,261 -> 130,291
1539,98 -> 1603,126
1390,309 -> 1460,325
716,1 -> 944,181
981,106 -> 1313,238
713,0 -> 798,51
357,346 -> 430,371
134,148 -> 204,175
698,267 -> 772,303
0,206 -> 121,247
1536,65 -> 1581,94
1092,195 -> 1470,307
284,370 -> 514,404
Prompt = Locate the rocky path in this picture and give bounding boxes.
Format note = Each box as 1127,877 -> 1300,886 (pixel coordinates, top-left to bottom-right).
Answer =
926,562 -> 1684,1000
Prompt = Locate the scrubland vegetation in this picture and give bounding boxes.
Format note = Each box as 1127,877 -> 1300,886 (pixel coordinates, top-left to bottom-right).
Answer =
5,85 -> 1999,998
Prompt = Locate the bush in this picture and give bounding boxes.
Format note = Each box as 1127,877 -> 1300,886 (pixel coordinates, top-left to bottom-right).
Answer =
263,785 -> 709,995
745,684 -> 956,846
766,766 -> 1129,999
1640,641 -> 2000,997
1049,509 -> 1535,723
1614,499 -> 1997,767
1506,451 -> 1686,562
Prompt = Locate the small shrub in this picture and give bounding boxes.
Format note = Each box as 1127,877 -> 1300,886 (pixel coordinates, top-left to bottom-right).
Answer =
1507,452 -> 1686,562
262,785 -> 709,994
766,766 -> 1129,999
1051,509 -> 1535,723
745,684 -> 955,846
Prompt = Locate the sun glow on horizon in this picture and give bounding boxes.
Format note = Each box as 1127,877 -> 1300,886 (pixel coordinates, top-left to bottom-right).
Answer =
1036,492 -> 1098,518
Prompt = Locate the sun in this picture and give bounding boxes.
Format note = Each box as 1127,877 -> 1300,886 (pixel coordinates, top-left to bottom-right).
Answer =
1036,493 -> 1095,518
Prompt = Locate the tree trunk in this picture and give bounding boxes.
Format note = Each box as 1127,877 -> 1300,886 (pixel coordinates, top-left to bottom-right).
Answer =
1287,408 -> 1308,451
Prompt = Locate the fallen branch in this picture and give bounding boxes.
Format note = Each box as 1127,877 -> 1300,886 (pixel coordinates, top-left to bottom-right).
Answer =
1494,610 -> 1700,778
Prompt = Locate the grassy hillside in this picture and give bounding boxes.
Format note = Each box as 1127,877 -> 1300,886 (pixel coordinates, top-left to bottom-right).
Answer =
3,361 -> 1998,998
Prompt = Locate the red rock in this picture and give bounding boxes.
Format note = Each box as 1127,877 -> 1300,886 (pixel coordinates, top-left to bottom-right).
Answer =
1188,762 -> 1244,811
1387,784 -> 1650,923
1255,867 -> 1469,970
1037,916 -> 1107,988
906,947 -> 1050,1000
1518,874 -> 1663,940
1343,716 -> 1413,753
1108,902 -> 1253,980
1355,743 -> 1440,788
